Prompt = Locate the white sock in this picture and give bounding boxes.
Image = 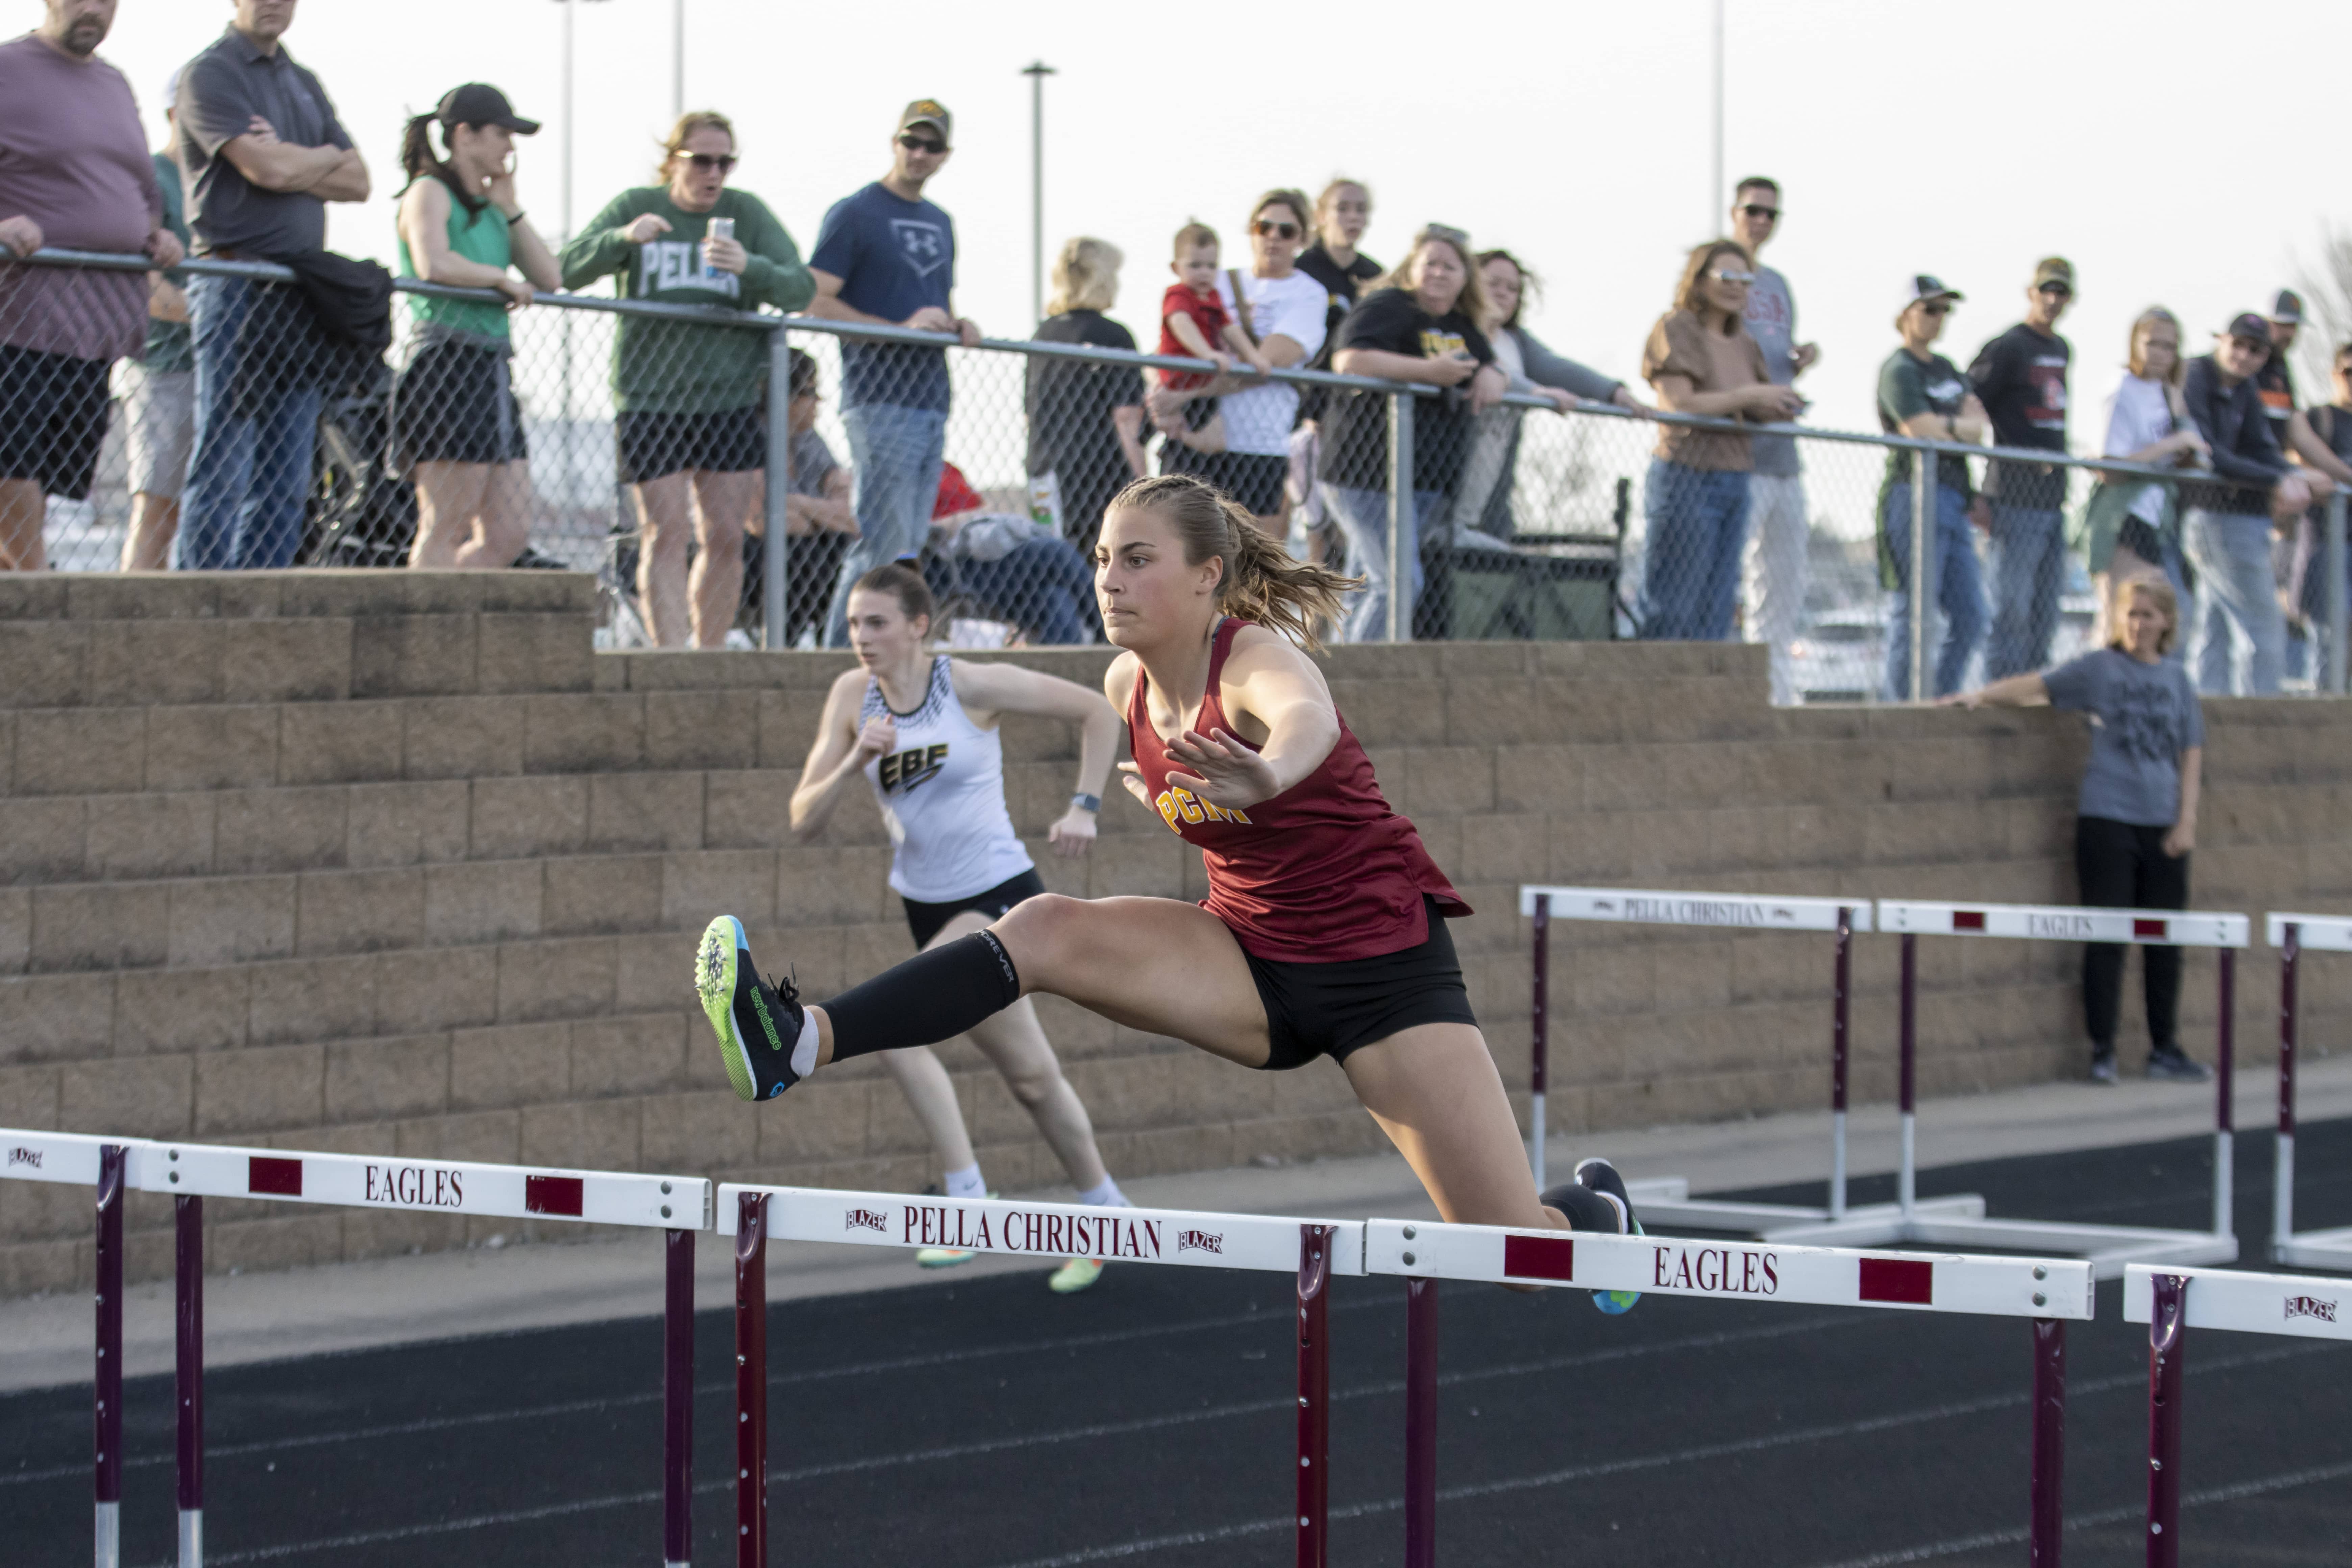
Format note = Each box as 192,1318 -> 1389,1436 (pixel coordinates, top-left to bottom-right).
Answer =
944,1163 -> 986,1200
1077,1176 -> 1128,1208
788,1011 -> 819,1081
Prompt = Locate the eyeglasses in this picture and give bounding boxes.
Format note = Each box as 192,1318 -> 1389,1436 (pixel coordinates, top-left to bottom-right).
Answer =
1253,220 -> 1300,239
1709,268 -> 1757,285
686,153 -> 737,173
897,133 -> 948,154
2036,283 -> 2073,298
1919,301 -> 1952,317
1738,204 -> 1780,220
1423,223 -> 1470,247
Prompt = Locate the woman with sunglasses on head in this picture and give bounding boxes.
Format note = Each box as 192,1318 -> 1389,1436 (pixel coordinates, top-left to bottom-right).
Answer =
561,111 -> 813,647
1635,240 -> 1801,641
1875,276 -> 1991,699
1146,190 -> 1327,536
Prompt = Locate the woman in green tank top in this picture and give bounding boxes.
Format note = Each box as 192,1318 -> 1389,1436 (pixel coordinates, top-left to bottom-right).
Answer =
392,84 -> 561,569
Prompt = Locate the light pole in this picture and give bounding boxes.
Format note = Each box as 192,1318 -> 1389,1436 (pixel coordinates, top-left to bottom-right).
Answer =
1022,61 -> 1056,329
672,0 -> 684,119
1709,0 -> 1724,235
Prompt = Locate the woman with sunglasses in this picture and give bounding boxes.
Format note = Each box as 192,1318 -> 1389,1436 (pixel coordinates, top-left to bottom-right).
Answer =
561,111 -> 813,647
1875,275 -> 1990,699
1635,240 -> 1801,641
1146,190 -> 1327,535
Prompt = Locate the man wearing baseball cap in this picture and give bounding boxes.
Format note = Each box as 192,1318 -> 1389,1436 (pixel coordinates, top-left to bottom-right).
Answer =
2255,288 -> 2304,447
1876,275 -> 1991,699
2177,312 -> 2332,694
1966,256 -> 2077,679
808,99 -> 981,646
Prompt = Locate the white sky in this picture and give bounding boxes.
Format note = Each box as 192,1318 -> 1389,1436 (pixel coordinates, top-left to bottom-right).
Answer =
68,0 -> 2352,440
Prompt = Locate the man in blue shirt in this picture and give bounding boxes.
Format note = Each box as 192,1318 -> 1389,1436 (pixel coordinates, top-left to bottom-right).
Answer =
809,98 -> 980,645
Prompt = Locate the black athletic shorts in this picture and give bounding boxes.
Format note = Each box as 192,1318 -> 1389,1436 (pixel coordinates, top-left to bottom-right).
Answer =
1247,897 -> 1478,1070
902,866 -> 1047,949
0,344 -> 111,500
396,340 -> 528,465
616,405 -> 765,483
1159,445 -> 1285,516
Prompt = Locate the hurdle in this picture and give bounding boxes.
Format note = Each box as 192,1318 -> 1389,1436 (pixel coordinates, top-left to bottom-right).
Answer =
2266,913 -> 2352,1269
2125,1263 -> 2352,1564
0,1126 -> 711,1568
1770,901 -> 2246,1277
1517,884 -> 1984,1234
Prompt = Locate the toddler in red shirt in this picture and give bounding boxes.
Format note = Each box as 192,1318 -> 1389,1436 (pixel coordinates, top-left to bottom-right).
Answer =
1157,222 -> 1270,391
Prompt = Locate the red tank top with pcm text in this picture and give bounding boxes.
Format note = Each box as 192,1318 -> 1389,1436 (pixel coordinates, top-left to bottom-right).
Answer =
1125,618 -> 1469,962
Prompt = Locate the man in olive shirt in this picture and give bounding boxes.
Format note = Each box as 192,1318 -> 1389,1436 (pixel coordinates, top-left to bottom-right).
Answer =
176,0 -> 368,570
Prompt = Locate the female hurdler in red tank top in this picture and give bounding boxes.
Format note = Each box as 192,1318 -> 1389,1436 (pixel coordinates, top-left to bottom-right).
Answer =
1126,617 -> 1468,962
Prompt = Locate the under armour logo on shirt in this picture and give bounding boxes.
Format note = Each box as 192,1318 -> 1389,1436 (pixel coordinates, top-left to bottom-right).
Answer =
890,220 -> 949,279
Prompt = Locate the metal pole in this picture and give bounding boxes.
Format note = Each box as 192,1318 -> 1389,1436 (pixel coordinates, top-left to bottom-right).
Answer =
663,1228 -> 694,1568
1296,1225 -> 1331,1568
1022,64 -> 1055,331
671,0 -> 684,120
1898,932 -> 1917,1219
2145,1273 -> 2187,1568
1386,390 -> 1413,643
2029,1319 -> 2066,1568
763,331 -> 791,649
2274,925 -> 2299,1261
1709,0 -> 1724,234
1530,893 -> 1550,1190
2327,492 -> 2347,694
1831,906 -> 1851,1220
2213,949 -> 2235,1240
735,1193 -> 768,1568
95,1144 -> 124,1568
1403,1277 -> 1438,1568
177,1195 -> 204,1568
1910,448 -> 1931,702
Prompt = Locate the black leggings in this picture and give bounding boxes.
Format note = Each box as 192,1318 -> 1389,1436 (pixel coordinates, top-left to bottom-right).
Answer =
2075,816 -> 2189,1052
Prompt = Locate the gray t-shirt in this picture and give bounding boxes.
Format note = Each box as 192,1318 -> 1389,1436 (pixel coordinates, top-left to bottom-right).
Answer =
789,428 -> 840,499
2043,648 -> 2204,827
1742,263 -> 1801,477
176,27 -> 351,258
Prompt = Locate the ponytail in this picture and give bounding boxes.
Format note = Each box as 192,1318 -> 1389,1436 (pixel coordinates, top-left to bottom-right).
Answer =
399,112 -> 487,216
1105,473 -> 1360,650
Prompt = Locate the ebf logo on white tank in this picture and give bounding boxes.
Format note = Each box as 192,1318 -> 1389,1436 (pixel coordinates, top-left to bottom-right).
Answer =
860,658 -> 1034,902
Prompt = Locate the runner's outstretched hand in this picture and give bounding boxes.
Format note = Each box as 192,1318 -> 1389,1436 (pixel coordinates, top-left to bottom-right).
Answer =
1163,728 -> 1280,809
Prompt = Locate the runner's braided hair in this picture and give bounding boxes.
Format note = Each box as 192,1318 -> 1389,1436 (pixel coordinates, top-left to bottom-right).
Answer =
1105,473 -> 1359,650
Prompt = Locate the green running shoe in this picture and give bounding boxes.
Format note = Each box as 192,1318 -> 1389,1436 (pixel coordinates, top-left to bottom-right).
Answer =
695,915 -> 807,1102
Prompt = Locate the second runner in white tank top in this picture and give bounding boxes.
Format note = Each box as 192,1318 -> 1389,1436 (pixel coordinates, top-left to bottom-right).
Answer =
862,657 -> 1035,902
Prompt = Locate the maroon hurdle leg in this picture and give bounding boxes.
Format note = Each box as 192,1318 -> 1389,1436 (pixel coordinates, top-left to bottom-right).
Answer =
665,1227 -> 694,1568
1530,893 -> 1550,1190
1831,906 -> 1853,1218
177,1194 -> 205,1567
1296,1224 -> 1331,1568
736,1194 -> 769,1568
94,1143 -> 124,1568
2028,1318 -> 2065,1567
1403,1277 -> 1439,1568
2145,1273 -> 2187,1567
2274,925 -> 2300,1258
2213,949 -> 2236,1239
1898,933 -> 1918,1217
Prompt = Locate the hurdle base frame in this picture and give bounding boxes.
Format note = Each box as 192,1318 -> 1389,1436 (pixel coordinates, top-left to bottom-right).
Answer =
1621,1175 -> 1988,1237
2273,1227 -> 2352,1269
1762,1212 -> 2236,1280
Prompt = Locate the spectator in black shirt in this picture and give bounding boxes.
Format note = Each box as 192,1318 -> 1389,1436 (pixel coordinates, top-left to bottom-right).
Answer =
1297,179 -> 1380,363
1967,255 -> 2075,678
2285,343 -> 2352,673
1026,236 -> 1146,555
2255,289 -> 2303,447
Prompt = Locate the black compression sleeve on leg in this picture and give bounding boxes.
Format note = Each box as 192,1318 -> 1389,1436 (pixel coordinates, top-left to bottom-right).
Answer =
820,930 -> 1023,1063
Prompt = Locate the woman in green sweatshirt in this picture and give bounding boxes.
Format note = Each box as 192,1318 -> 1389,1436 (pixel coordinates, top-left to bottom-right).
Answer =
560,111 -> 814,647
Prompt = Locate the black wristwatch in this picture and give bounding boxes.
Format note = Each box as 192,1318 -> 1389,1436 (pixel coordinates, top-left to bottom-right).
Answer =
1071,793 -> 1101,814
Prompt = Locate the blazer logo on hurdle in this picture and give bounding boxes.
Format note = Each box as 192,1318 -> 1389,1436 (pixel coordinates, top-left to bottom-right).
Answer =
1176,1229 -> 1224,1255
2284,1294 -> 2338,1324
843,1207 -> 888,1235
6,1145 -> 39,1169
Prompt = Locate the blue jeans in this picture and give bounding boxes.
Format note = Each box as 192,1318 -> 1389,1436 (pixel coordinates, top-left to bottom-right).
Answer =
1637,459 -> 1750,640
1985,503 -> 2065,678
1319,482 -> 1443,642
179,274 -> 322,570
1881,483 -> 1988,700
956,537 -> 1100,644
2183,507 -> 2285,695
825,402 -> 947,646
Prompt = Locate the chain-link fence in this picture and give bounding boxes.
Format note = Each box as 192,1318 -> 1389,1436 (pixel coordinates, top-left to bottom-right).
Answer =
8,247 -> 2348,698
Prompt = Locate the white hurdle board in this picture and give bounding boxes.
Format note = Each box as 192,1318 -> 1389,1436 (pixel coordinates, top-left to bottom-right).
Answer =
2124,1264 -> 2352,1343
1365,1218 -> 2094,1320
1880,901 -> 2249,949
1516,886 -> 1875,933
133,1138 -> 711,1230
721,1184 -> 1365,1276
2264,914 -> 2352,1271
0,1127 -> 143,1187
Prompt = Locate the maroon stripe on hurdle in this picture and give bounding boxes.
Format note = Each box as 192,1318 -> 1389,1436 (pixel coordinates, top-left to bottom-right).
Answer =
524,1174 -> 584,1217
2134,917 -> 2167,939
246,1156 -> 302,1196
1502,1234 -> 1575,1282
1951,910 -> 1986,932
1858,1257 -> 1933,1304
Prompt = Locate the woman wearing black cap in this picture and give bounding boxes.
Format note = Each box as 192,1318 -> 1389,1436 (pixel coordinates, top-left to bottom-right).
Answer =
393,84 -> 560,568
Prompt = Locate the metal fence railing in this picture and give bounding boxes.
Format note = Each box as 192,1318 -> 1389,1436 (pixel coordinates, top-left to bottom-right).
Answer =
7,248 -> 2347,699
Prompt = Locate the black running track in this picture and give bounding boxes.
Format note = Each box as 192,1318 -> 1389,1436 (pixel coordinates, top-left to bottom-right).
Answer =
7,1124 -> 2352,1568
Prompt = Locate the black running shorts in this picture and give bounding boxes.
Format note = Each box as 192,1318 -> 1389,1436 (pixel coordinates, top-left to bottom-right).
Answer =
396,340 -> 528,466
1245,897 -> 1478,1070
0,344 -> 110,500
902,867 -> 1048,949
616,405 -> 766,484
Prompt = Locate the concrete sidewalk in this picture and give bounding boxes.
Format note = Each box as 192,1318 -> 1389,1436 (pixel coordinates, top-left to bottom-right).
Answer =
5,1056 -> 2346,1394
